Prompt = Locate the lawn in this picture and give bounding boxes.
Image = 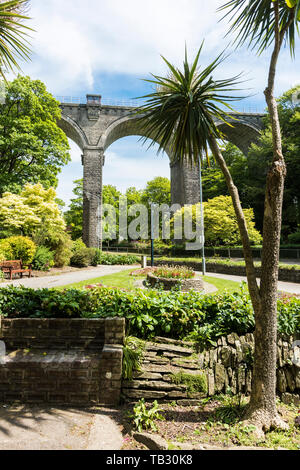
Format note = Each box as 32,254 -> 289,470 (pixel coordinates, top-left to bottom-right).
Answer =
57,269 -> 243,294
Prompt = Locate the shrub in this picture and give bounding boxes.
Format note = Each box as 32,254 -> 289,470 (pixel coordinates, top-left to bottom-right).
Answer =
288,232 -> 300,244
0,248 -> 5,262
0,236 -> 36,265
34,229 -> 73,267
0,286 -> 93,318
32,246 -> 54,271
71,247 -> 96,268
97,252 -> 140,265
0,287 -> 299,345
72,239 -> 87,252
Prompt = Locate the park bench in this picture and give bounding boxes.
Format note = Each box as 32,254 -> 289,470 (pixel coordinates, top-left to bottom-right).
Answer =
0,260 -> 32,280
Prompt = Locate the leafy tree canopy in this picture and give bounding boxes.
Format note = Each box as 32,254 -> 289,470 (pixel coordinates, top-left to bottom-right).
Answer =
0,183 -> 66,237
0,75 -> 70,194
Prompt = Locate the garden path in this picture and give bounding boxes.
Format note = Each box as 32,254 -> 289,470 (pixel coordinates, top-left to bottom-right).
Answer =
1,265 -> 136,289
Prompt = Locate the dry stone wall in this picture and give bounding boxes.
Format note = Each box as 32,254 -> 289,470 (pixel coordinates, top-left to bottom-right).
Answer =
122,335 -> 300,406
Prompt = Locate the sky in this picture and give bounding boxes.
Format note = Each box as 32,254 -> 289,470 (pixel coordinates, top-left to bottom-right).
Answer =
18,0 -> 300,208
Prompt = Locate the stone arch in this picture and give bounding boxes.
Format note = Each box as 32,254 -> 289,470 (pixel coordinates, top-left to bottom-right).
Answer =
99,115 -> 172,158
216,119 -> 262,155
57,115 -> 88,151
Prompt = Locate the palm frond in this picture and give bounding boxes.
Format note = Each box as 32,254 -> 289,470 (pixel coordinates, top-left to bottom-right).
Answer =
135,46 -> 246,165
218,0 -> 299,55
0,0 -> 32,77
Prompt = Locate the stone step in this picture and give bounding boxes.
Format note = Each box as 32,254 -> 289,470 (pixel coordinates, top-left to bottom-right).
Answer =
153,337 -> 195,348
145,343 -> 194,356
122,389 -> 168,399
122,380 -> 187,391
171,359 -> 199,369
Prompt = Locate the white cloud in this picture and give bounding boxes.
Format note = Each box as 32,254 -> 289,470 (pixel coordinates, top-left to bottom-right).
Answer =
23,0 -> 226,93
20,0 -> 299,99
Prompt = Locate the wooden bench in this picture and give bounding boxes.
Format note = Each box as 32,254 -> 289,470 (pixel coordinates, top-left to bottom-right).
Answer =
0,260 -> 32,280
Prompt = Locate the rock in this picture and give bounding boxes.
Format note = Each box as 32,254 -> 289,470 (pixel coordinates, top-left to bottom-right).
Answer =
285,369 -> 296,392
220,346 -> 232,368
207,370 -> 215,396
133,371 -> 163,380
237,365 -> 246,393
209,349 -> 217,368
227,333 -> 239,345
153,337 -> 194,348
122,389 -> 168,399
146,343 -> 194,356
171,359 -> 198,369
215,363 -> 226,393
133,432 -> 168,450
123,380 -> 187,391
277,369 -> 287,393
143,364 -> 172,374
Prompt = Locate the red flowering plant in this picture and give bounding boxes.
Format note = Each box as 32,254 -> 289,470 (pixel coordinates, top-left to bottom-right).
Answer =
155,265 -> 195,280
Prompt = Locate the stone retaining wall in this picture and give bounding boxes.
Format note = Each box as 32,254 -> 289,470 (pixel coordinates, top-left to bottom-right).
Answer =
151,260 -> 300,284
147,273 -> 204,292
122,335 -> 300,406
0,317 -> 125,406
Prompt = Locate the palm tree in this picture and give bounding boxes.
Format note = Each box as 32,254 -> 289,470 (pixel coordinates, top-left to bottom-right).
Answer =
135,43 -> 266,405
218,0 -> 300,434
0,0 -> 31,78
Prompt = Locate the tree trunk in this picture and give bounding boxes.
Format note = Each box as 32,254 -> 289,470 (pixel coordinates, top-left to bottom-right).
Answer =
243,3 -> 290,432
209,136 -> 261,313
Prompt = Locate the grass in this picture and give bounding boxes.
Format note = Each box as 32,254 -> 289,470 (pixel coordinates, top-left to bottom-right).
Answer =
203,276 -> 245,294
56,269 -> 137,290
57,268 -> 244,294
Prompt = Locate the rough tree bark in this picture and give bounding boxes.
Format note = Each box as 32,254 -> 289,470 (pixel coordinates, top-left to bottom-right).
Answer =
244,3 -> 293,432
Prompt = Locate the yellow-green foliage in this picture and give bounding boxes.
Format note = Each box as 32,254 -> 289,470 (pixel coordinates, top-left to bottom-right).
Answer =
0,236 -> 36,265
170,372 -> 208,396
0,183 -> 66,236
0,249 -> 5,262
172,195 -> 262,246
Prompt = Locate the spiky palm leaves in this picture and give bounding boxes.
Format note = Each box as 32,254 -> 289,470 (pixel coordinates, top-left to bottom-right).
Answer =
0,0 -> 31,78
136,44 -> 244,166
219,0 -> 300,55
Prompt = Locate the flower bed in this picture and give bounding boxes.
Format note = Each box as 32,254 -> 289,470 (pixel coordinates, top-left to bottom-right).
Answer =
147,271 -> 204,292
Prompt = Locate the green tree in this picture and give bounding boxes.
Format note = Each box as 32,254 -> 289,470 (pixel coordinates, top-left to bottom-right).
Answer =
0,0 -> 31,78
64,179 -> 83,241
172,196 -> 262,246
125,186 -> 142,207
203,196 -> 261,246
0,183 -> 66,237
0,75 -> 70,194
141,177 -> 171,206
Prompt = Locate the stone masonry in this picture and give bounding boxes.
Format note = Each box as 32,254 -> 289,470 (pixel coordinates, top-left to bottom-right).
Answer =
0,317 -> 125,406
122,335 -> 300,407
58,97 -> 264,247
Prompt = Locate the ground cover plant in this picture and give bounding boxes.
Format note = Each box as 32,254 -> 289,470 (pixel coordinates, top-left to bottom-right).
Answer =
0,285 -> 299,349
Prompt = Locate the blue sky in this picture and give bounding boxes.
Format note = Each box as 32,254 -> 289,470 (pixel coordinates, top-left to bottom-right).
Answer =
18,0 -> 300,208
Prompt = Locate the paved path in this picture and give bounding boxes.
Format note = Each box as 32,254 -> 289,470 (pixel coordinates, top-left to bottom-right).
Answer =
0,405 -> 124,450
2,264 -> 300,294
1,265 -> 136,289
204,271 -> 300,295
